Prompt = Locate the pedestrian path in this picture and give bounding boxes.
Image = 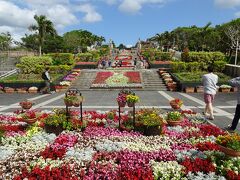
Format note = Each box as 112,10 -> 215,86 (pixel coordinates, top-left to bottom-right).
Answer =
0,90 -> 238,131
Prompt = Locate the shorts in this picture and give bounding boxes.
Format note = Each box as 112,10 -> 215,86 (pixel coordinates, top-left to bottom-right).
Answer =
204,93 -> 215,103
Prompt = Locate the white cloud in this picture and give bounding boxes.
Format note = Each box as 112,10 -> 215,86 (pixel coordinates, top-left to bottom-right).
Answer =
214,0 -> 240,8
0,1 -> 35,28
77,4 -> 102,22
0,0 -> 103,42
46,5 -> 78,28
118,0 -> 168,14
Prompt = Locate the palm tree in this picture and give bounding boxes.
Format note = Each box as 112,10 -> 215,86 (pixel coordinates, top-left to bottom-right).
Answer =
29,15 -> 56,56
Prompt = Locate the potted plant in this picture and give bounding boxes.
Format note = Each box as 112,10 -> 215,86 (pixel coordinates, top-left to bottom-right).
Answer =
116,93 -> 127,107
28,87 -> 38,93
126,94 -> 140,107
195,86 -> 204,93
166,111 -> 183,126
19,100 -> 34,110
4,87 -> 15,93
220,85 -> 232,93
64,95 -> 83,107
185,87 -> 195,93
44,113 -> 66,135
137,108 -> 166,136
216,133 -> 240,157
16,87 -> 28,94
169,98 -> 183,110
18,110 -> 40,124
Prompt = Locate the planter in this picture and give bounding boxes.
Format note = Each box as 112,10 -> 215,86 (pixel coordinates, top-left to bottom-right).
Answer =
44,124 -> 63,135
20,103 -> 33,110
117,101 -> 126,107
64,99 -> 73,107
144,125 -> 162,136
21,117 -> 38,125
170,104 -> 181,110
28,89 -> 38,93
220,88 -> 231,93
4,88 -> 15,93
195,86 -> 204,93
185,87 -> 195,93
231,87 -> 238,92
127,102 -> 135,107
218,145 -> 240,157
167,119 -> 182,126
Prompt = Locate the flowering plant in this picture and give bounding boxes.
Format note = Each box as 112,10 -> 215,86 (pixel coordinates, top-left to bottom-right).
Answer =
137,108 -> 166,126
116,93 -> 127,103
170,99 -> 183,107
216,133 -> 240,151
19,99 -> 34,109
126,94 -> 140,103
166,111 -> 182,121
60,81 -> 71,86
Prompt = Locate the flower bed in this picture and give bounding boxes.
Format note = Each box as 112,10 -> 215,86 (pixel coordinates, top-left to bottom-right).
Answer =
91,71 -> 142,88
0,109 -> 239,179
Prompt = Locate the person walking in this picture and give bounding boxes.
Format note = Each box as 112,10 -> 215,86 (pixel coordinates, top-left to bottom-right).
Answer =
202,66 -> 218,120
41,67 -> 51,94
225,77 -> 240,132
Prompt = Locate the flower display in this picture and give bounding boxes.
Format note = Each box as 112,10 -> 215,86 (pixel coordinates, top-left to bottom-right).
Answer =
91,71 -> 142,88
0,109 -> 239,179
126,94 -> 140,103
216,133 -> 240,151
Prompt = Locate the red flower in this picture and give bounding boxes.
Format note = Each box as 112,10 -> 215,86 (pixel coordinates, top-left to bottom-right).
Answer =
195,142 -> 220,151
181,158 -> 216,174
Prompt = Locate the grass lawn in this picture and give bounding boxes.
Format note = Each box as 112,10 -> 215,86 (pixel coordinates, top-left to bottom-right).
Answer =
0,73 -> 63,83
173,72 -> 231,83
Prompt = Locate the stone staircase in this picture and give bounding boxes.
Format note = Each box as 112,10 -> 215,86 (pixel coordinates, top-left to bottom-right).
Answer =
70,69 -> 97,90
142,69 -> 167,91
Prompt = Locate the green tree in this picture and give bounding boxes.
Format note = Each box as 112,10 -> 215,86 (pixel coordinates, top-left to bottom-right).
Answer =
63,30 -> 105,53
29,15 -> 56,56
0,32 -> 12,50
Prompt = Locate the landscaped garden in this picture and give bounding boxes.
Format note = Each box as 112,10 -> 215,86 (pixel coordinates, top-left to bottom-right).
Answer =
0,106 -> 239,179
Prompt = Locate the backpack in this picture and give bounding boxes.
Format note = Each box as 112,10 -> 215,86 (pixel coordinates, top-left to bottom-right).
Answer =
41,72 -> 48,80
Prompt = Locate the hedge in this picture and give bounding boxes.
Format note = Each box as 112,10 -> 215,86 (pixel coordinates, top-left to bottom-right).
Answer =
181,52 -> 227,63
76,53 -> 95,62
46,53 -> 74,65
16,56 -> 52,74
142,49 -> 172,61
171,61 -> 227,73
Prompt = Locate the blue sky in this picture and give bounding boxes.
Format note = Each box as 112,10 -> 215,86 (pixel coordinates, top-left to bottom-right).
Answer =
0,0 -> 240,46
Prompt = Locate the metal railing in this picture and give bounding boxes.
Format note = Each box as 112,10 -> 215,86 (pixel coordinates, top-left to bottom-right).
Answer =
0,68 -> 19,79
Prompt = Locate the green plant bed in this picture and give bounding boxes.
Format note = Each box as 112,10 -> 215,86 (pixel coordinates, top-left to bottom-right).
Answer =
0,73 -> 63,83
171,72 -> 232,91
173,72 -> 231,83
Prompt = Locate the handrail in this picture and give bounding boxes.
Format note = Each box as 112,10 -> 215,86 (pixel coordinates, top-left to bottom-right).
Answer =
0,68 -> 19,79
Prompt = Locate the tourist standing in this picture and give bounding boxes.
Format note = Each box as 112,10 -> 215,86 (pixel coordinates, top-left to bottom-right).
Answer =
41,67 -> 51,94
134,58 -> 137,69
225,77 -> 240,131
202,66 -> 218,120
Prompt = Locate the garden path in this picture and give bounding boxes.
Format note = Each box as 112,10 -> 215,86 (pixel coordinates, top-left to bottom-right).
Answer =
0,90 -> 239,132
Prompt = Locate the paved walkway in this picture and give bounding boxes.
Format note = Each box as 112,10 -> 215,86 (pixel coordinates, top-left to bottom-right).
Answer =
0,90 -> 239,132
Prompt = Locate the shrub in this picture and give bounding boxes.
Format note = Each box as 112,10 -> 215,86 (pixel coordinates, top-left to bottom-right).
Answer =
186,62 -> 200,72
213,61 -> 227,73
171,62 -> 187,72
46,53 -> 74,65
181,48 -> 190,62
155,52 -> 171,61
76,52 -> 94,62
17,56 -> 52,74
182,52 -> 226,63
